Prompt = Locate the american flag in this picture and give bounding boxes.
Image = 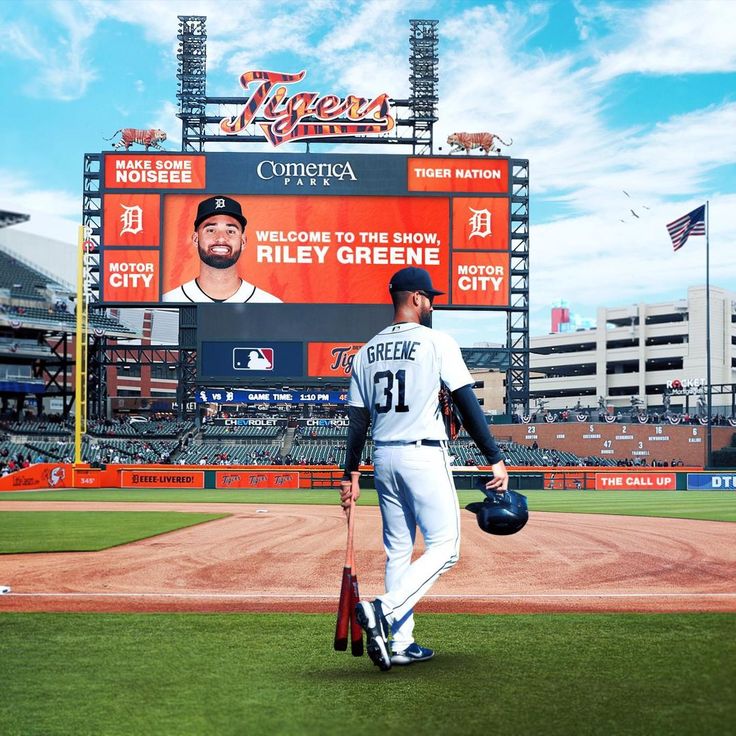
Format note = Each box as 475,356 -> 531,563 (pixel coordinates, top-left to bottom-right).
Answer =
666,204 -> 706,251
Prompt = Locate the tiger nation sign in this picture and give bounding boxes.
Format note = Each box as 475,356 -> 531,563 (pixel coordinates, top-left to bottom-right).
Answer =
99,152 -> 512,310
219,70 -> 394,146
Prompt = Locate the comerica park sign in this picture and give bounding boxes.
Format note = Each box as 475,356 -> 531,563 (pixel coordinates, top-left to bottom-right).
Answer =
219,70 -> 394,146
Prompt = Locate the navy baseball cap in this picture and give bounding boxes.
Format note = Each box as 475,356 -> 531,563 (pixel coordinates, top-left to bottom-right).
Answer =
194,196 -> 247,229
389,267 -> 444,296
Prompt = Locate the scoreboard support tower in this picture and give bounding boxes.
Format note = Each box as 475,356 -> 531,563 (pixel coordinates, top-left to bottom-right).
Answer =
79,17 -> 530,421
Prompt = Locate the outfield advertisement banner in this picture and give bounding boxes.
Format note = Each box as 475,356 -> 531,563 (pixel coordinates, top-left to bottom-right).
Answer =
120,470 -> 205,489
686,473 -> 736,490
0,464 -> 69,491
99,152 -> 512,308
215,470 -> 300,489
594,473 -> 677,490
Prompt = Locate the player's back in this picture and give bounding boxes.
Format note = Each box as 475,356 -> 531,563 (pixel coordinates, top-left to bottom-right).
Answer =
349,322 -> 450,442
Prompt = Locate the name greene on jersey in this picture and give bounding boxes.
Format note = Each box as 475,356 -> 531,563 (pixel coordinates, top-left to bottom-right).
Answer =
365,340 -> 420,364
348,323 -> 473,443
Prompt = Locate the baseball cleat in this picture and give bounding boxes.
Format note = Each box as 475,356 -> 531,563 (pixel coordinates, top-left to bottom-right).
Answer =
390,643 -> 434,666
355,600 -> 392,671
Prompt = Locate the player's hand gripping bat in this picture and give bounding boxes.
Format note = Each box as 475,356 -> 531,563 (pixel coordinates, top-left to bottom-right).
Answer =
334,476 -> 363,655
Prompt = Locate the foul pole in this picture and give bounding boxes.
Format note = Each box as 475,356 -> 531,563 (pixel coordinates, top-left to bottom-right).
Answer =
705,200 -> 712,468
74,226 -> 89,467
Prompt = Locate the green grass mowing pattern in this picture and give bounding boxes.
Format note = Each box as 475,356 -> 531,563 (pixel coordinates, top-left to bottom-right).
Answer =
0,488 -> 344,504
2,488 -> 736,522
0,613 -> 734,736
0,512 -> 228,553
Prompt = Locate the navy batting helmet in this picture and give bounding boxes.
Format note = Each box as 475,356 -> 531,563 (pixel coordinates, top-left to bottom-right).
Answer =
465,488 -> 529,536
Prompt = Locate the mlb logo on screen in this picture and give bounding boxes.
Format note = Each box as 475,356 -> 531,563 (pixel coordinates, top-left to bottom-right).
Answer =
233,348 -> 274,371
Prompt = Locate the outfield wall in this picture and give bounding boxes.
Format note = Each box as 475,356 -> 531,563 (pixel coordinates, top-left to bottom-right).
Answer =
1,463 -> 734,492
496,423 -> 733,466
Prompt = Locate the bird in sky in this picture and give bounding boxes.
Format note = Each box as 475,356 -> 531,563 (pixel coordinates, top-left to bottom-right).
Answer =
620,191 -> 652,222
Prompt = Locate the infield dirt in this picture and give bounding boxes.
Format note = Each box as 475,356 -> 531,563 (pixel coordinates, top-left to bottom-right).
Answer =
0,502 -> 734,614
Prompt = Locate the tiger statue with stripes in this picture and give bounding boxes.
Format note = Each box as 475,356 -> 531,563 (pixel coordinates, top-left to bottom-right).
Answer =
447,132 -> 513,155
104,128 -> 167,151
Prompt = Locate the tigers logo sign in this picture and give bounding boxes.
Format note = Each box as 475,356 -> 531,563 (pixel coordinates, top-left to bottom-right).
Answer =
219,70 -> 395,146
308,343 -> 363,377
215,471 -> 299,489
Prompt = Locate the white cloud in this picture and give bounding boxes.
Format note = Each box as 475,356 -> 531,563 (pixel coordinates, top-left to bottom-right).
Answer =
147,101 -> 182,149
81,0 -> 333,76
428,1 -> 736,339
529,194 -> 736,334
318,0 -> 401,54
589,0 -> 736,79
0,168 -> 79,244
0,0 -> 103,100
2,0 -> 734,347
0,21 -> 44,62
439,7 -> 609,164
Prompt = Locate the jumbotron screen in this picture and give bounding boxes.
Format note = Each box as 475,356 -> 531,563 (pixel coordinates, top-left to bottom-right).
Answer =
99,152 -> 512,308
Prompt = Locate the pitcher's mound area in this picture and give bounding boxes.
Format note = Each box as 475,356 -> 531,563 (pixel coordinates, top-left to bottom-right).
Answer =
1,502 -> 734,613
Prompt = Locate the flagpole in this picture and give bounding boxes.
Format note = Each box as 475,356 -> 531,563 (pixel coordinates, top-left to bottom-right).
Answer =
705,200 -> 712,469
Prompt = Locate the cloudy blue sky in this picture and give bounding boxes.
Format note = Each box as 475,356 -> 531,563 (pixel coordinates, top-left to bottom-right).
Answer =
0,0 -> 734,344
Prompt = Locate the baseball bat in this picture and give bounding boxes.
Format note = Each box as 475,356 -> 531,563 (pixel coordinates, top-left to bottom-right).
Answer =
333,495 -> 356,651
334,566 -> 351,651
349,570 -> 364,657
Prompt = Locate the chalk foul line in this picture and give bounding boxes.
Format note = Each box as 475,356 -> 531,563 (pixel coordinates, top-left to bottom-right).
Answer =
3,591 -> 736,600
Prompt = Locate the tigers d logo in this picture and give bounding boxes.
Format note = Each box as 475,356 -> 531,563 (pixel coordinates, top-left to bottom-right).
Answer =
219,70 -> 395,146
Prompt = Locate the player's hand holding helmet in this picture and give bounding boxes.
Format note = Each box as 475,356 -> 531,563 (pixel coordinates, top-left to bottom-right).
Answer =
465,482 -> 528,536
484,461 -> 509,493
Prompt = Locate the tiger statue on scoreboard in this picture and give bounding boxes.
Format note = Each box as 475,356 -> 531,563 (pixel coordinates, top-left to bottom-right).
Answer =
104,128 -> 167,151
447,132 -> 512,155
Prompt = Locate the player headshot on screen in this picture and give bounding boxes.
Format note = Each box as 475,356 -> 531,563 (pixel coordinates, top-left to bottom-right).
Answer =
162,195 -> 282,303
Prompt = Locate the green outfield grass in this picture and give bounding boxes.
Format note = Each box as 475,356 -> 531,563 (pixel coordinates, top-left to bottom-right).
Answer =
0,488 -> 339,504
0,512 -> 227,553
2,488 -> 736,522
514,490 -> 736,522
1,612 -> 734,736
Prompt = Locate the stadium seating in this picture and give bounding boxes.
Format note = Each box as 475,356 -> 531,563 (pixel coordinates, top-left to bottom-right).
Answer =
0,250 -> 58,301
175,442 -> 282,465
0,417 -> 71,437
201,424 -> 283,439
86,419 -> 194,439
0,404 -> 655,471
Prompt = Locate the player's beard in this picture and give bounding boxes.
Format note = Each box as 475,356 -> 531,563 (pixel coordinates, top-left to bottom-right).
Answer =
419,304 -> 433,328
198,243 -> 241,269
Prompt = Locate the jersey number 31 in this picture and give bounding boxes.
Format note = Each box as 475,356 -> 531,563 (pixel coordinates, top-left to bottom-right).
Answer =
374,370 -> 409,414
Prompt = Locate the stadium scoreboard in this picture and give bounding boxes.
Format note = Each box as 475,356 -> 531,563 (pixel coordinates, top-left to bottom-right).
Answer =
98,151 -> 514,383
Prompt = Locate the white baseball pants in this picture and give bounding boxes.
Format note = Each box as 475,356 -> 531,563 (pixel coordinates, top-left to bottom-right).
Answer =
372,442 -> 460,651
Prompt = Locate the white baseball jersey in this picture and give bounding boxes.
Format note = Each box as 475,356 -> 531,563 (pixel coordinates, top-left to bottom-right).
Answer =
348,322 -> 472,442
162,279 -> 282,303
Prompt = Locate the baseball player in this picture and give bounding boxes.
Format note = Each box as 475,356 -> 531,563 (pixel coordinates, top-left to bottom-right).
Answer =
340,266 -> 508,671
162,196 -> 282,303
